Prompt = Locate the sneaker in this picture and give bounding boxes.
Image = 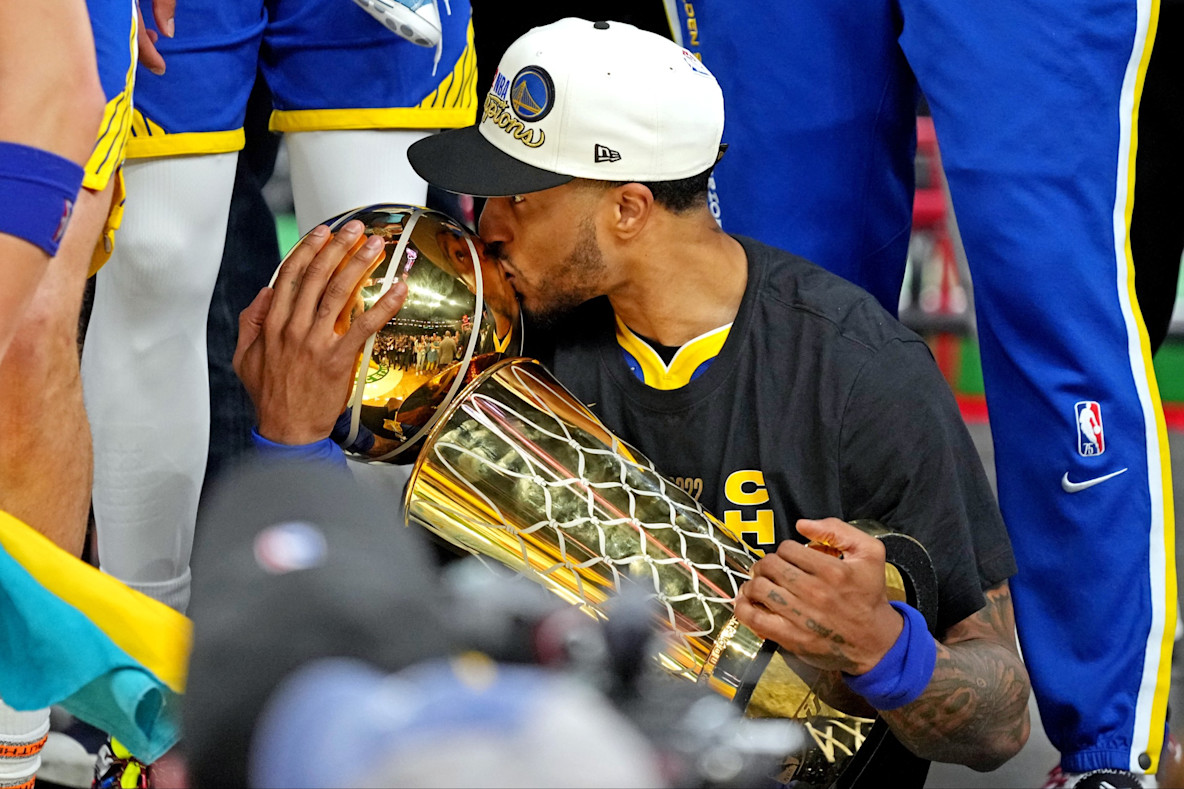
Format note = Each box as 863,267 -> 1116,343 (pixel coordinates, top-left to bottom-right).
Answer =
1042,766 -> 1156,788
351,0 -> 441,47
92,738 -> 150,789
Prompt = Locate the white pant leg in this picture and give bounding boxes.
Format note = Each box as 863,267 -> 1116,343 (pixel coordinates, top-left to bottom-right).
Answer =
82,152 -> 238,613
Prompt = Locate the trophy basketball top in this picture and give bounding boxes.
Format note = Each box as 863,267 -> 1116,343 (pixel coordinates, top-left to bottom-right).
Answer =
271,204 -> 523,463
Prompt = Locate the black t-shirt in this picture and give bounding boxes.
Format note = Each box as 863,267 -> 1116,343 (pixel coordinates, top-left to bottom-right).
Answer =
525,235 -> 1016,784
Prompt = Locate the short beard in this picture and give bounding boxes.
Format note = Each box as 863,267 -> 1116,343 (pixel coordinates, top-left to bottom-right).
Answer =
521,217 -> 605,327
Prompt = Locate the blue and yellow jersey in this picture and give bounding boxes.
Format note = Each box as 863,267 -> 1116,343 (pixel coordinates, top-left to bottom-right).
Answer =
126,0 -> 477,159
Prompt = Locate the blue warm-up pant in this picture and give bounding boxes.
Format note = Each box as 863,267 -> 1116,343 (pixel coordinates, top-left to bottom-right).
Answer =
672,0 -> 1175,774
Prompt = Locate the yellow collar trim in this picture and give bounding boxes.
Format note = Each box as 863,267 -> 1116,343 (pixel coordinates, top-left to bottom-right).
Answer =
615,316 -> 731,390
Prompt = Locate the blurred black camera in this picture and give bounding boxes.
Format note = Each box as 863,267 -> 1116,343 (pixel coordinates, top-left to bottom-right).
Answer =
442,557 -> 803,789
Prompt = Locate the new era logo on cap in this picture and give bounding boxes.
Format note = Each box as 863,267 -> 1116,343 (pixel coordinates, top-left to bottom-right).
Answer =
594,144 -> 621,163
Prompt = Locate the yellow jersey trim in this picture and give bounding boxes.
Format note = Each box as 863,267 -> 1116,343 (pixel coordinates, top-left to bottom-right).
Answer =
125,126 -> 246,159
615,316 -> 731,391
88,168 -> 126,277
269,106 -> 476,132
0,512 -> 191,693
83,7 -> 138,191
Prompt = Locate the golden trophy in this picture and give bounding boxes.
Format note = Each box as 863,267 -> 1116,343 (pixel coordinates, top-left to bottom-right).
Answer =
403,357 -> 939,788
272,205 -> 522,462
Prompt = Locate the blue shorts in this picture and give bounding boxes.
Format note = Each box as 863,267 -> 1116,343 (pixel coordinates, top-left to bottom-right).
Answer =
674,0 -> 1174,775
127,0 -> 476,158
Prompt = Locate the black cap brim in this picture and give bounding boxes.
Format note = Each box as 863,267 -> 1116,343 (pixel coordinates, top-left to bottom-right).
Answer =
408,126 -> 574,197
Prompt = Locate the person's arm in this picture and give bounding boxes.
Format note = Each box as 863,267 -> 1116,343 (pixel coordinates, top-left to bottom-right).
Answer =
0,0 -> 104,360
734,517 -> 1030,771
878,580 -> 1029,769
233,219 -> 407,459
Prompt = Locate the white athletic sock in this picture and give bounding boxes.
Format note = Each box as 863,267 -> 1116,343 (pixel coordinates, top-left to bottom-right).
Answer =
286,129 -> 433,234
82,153 -> 237,612
118,568 -> 192,614
0,701 -> 49,788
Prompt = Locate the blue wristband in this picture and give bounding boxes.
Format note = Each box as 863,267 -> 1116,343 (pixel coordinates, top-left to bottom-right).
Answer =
0,142 -> 85,256
251,429 -> 348,471
841,601 -> 937,710
329,409 -> 376,454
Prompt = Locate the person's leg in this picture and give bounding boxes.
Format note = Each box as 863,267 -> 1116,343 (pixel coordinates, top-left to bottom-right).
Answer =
82,0 -> 263,613
266,0 -> 476,232
287,129 -> 430,232
82,152 -> 238,614
0,701 -> 50,789
205,71 -> 282,486
903,0 -> 1174,775
667,0 -> 918,314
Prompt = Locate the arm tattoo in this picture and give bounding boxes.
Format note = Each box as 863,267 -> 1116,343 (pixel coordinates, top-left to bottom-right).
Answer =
878,584 -> 1030,770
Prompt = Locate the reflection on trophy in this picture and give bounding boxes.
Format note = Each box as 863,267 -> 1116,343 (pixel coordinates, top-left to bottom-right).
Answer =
272,205 -> 522,462
404,357 -> 939,788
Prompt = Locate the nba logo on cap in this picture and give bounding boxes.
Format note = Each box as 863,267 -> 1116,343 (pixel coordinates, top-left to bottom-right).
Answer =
1075,401 -> 1105,456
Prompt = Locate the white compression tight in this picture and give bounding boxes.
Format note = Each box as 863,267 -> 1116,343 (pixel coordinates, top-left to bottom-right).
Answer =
82,130 -> 432,613
82,152 -> 237,613
286,129 -> 432,233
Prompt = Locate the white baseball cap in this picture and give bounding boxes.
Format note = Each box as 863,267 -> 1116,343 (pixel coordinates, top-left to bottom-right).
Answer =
407,17 -> 725,197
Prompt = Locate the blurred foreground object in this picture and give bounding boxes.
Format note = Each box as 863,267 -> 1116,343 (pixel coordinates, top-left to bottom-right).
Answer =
403,357 -> 938,787
271,204 -> 520,462
186,462 -> 450,787
0,510 -> 189,763
250,656 -> 665,788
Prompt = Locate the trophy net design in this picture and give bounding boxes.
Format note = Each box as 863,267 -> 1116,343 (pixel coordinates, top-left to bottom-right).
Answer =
409,358 -> 757,688
405,357 -> 933,787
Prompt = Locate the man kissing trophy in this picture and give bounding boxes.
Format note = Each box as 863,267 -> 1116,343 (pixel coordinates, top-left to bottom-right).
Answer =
263,201 -> 939,788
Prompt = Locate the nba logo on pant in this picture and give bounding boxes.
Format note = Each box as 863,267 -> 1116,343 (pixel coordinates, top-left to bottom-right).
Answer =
1075,401 -> 1105,456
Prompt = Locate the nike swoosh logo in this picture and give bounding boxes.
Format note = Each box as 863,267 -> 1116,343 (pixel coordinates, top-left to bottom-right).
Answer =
1061,468 -> 1128,493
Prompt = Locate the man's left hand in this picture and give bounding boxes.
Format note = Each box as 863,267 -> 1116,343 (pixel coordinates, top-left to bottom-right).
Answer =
233,220 -> 406,445
735,517 -> 904,675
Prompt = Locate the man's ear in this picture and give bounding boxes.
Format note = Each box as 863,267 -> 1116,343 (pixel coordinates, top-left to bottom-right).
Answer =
608,182 -> 654,240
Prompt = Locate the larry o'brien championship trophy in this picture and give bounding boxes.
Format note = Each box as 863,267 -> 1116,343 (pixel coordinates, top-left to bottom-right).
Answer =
292,206 -> 939,788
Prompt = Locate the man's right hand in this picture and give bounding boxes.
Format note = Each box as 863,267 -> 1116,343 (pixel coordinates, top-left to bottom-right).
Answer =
233,220 -> 407,445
